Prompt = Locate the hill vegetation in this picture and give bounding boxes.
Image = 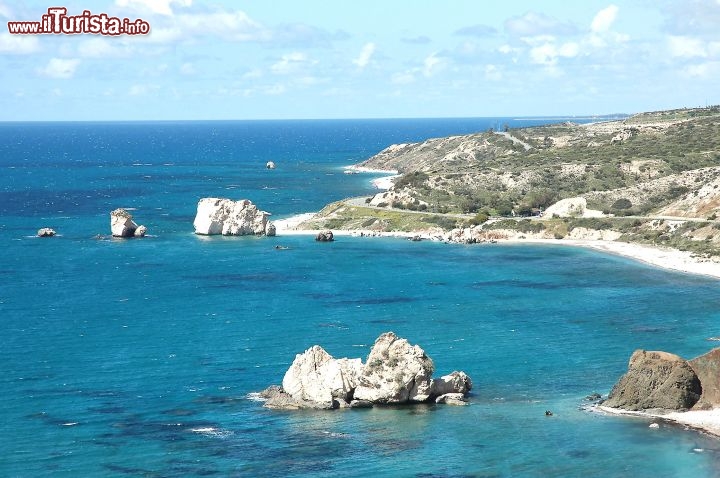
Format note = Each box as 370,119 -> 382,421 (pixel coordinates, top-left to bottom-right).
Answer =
300,106 -> 720,257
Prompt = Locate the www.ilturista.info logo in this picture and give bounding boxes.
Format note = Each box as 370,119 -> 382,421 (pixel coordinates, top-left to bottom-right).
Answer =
7,7 -> 150,35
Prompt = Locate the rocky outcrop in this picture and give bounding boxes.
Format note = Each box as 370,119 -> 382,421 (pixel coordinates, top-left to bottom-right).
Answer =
111,208 -> 147,238
689,348 -> 720,410
260,332 -> 472,410
261,385 -> 336,410
604,350 -> 701,411
281,345 -> 363,405
431,371 -> 473,397
37,227 -> 56,237
353,332 -> 435,403
193,198 -> 273,236
315,230 -> 334,242
435,393 -> 468,405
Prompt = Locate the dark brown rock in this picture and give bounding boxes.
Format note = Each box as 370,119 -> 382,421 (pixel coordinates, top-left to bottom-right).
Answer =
315,230 -> 334,242
604,350 -> 701,411
689,347 -> 720,410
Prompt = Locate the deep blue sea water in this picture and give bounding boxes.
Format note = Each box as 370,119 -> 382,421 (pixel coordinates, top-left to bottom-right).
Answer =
2,118 -> 720,477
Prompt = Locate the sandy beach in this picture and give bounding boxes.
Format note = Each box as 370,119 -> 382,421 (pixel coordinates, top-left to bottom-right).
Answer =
597,405 -> 720,439
274,212 -> 720,280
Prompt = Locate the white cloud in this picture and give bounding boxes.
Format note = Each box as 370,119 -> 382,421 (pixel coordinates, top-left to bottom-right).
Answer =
529,41 -> 579,65
175,11 -> 266,41
391,72 -> 415,84
668,35 -> 708,58
128,84 -> 159,95
684,61 -> 720,78
263,84 -> 286,95
180,62 -> 195,75
505,12 -> 577,37
0,2 -> 12,18
423,53 -> 445,77
38,58 -> 80,79
77,38 -> 129,58
271,52 -> 315,74
242,68 -> 262,79
115,0 -> 192,16
353,42 -> 375,69
0,33 -> 40,54
484,64 -> 502,81
591,5 -> 619,33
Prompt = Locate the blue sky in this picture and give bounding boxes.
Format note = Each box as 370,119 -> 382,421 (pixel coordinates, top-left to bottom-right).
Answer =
1,0 -> 719,120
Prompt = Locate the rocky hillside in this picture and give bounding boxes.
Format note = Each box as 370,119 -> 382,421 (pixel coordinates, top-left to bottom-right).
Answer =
299,106 -> 720,257
357,106 -> 720,218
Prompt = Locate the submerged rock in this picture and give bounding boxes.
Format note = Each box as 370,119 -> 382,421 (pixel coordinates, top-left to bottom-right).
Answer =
261,331 -> 472,410
604,350 -> 701,411
37,227 -> 56,237
111,208 -> 146,238
435,393 -> 468,405
193,198 -> 273,236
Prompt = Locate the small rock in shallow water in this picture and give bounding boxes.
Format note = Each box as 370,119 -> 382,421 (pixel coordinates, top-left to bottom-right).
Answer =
649,423 -> 660,428
37,228 -> 56,237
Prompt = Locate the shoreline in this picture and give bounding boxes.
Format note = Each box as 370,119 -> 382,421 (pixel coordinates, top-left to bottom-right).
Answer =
273,213 -> 720,280
343,165 -> 400,190
596,405 -> 720,439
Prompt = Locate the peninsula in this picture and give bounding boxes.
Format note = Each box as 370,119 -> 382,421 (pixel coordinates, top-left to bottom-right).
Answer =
284,106 -> 720,276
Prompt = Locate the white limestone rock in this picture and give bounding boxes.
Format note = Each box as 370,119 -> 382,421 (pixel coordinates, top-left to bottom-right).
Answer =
430,371 -> 473,396
544,197 -> 587,218
353,332 -> 435,404
193,198 -> 273,236
111,208 -> 143,237
281,345 -> 363,405
134,225 -> 147,237
37,227 -> 56,237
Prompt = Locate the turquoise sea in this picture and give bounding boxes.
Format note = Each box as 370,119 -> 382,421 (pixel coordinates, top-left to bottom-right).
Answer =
2,118 -> 720,477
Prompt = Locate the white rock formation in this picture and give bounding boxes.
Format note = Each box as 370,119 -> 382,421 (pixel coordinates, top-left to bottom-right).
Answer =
430,371 -> 473,396
37,227 -> 56,237
353,332 -> 436,403
281,345 -> 363,404
134,225 -> 147,237
111,208 -> 145,238
266,161 -> 276,169
193,198 -> 273,236
544,197 -> 588,218
263,332 -> 473,410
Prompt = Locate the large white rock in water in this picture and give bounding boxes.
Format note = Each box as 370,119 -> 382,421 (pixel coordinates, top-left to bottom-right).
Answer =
193,198 -> 273,236
110,208 -> 143,237
430,371 -> 473,397
282,345 -> 363,404
353,332 -> 435,403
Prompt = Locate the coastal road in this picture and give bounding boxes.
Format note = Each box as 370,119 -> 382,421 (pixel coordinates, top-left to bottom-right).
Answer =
343,196 -> 474,220
343,197 -> 720,227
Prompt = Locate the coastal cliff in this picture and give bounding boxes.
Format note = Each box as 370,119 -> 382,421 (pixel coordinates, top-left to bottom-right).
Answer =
299,106 -> 720,260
